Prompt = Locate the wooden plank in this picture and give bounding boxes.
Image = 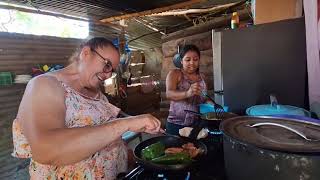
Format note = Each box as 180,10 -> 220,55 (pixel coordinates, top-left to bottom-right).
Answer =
100,0 -> 205,23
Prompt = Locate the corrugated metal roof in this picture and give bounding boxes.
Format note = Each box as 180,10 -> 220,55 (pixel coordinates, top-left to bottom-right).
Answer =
5,0 -> 189,20
4,0 -> 246,50
126,19 -> 163,50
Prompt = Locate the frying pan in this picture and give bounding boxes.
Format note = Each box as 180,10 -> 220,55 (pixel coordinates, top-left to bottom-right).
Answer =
133,135 -> 207,172
185,110 -> 238,131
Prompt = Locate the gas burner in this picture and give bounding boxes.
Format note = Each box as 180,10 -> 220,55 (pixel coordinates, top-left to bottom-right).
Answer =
118,166 -> 192,180
208,130 -> 223,135
119,162 -> 226,180
206,128 -> 223,135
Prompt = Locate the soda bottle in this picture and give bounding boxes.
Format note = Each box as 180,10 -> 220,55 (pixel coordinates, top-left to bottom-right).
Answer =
231,12 -> 239,29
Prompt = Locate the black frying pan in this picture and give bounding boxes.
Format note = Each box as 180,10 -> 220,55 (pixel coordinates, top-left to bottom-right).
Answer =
185,110 -> 238,131
133,135 -> 207,171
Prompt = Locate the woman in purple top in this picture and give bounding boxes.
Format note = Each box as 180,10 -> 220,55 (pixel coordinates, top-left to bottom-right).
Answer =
165,44 -> 209,135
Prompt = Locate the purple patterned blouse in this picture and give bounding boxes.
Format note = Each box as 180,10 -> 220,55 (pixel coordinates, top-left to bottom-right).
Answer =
167,71 -> 207,126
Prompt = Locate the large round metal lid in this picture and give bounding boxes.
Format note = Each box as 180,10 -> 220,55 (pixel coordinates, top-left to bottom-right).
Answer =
221,116 -> 320,153
246,105 -> 310,117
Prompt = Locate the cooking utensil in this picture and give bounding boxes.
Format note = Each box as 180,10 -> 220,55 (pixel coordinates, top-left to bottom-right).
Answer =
160,131 -> 171,136
201,91 -> 224,120
184,109 -> 237,131
220,116 -> 320,180
133,135 -> 207,171
120,165 -> 145,179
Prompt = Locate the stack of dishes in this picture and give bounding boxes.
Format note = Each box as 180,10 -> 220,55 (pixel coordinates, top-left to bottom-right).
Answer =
14,75 -> 32,84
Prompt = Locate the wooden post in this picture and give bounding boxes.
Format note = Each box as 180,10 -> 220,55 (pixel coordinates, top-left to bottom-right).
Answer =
116,29 -> 129,109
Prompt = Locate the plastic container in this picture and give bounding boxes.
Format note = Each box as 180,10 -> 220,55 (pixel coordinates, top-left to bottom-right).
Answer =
0,72 -> 13,86
231,12 -> 239,29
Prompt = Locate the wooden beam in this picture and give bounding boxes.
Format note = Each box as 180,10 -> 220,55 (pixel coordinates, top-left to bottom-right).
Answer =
147,2 -> 238,17
162,9 -> 250,42
134,18 -> 166,35
0,4 -> 123,31
100,0 -> 206,23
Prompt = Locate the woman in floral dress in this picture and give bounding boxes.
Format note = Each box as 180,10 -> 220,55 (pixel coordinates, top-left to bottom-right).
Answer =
12,37 -> 162,179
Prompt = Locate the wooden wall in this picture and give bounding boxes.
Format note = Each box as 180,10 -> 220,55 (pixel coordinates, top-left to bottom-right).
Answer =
0,32 -> 80,180
123,48 -> 163,122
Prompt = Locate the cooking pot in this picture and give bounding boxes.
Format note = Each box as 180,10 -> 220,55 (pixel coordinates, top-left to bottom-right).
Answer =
271,114 -> 320,124
220,116 -> 320,180
246,95 -> 311,117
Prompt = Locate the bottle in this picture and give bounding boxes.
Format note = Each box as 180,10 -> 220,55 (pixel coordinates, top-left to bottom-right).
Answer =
231,12 -> 239,29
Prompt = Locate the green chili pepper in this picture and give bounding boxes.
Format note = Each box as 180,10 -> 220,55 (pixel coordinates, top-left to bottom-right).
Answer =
141,142 -> 165,160
150,152 -> 192,165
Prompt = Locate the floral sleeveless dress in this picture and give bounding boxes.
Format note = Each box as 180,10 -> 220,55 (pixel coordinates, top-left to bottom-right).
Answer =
12,81 -> 128,180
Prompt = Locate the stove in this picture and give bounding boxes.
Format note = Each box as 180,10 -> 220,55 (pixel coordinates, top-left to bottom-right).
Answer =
118,132 -> 226,180
118,162 -> 225,180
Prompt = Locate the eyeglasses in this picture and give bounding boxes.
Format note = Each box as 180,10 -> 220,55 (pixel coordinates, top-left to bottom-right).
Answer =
90,48 -> 114,73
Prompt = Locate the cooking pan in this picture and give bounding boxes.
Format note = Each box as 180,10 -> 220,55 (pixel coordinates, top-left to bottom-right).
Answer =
184,110 -> 238,131
133,135 -> 207,172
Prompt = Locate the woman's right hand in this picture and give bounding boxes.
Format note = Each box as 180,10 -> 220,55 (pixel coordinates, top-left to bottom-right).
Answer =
128,114 -> 163,134
186,82 -> 202,98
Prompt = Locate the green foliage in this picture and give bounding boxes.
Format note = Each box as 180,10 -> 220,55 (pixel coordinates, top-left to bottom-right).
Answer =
0,8 -> 88,38
15,11 -> 32,26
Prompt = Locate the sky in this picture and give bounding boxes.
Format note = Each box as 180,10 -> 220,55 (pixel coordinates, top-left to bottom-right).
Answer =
0,6 -> 89,39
